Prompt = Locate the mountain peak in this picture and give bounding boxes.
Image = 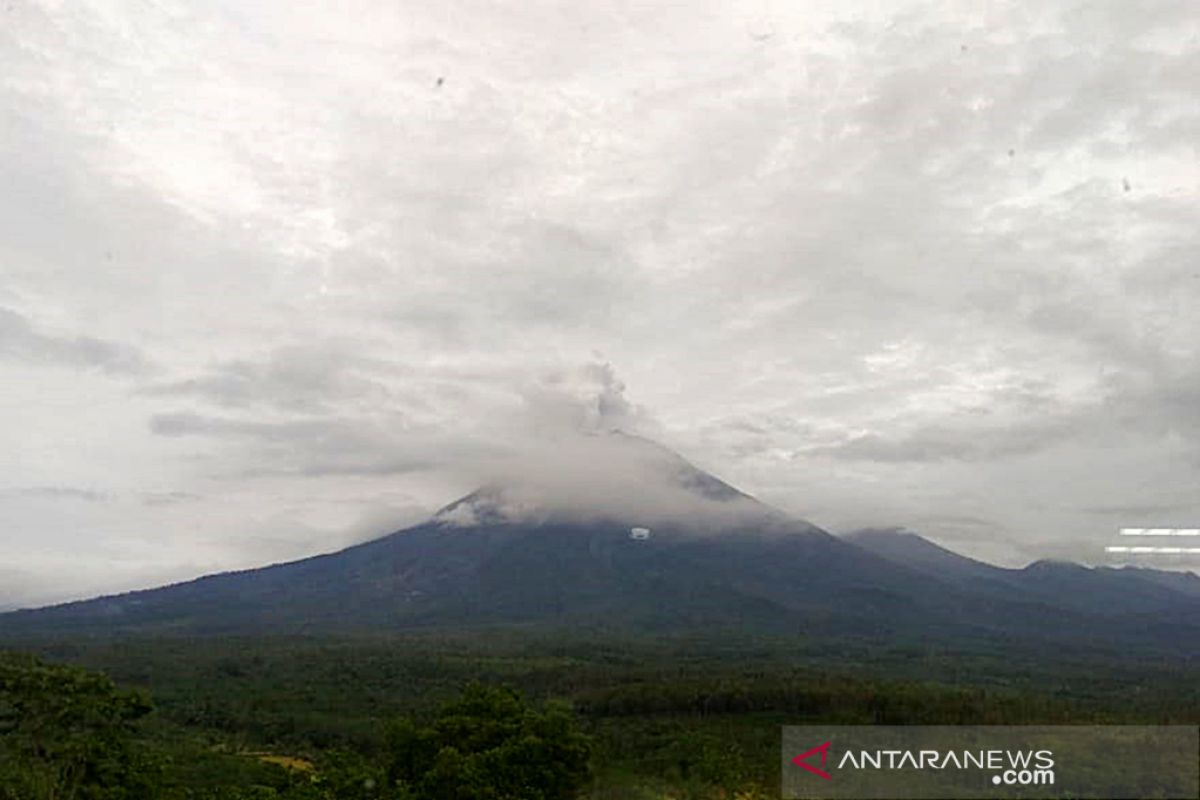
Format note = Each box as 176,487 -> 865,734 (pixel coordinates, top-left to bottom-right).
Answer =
3,438 -> 1199,651
432,431 -> 786,530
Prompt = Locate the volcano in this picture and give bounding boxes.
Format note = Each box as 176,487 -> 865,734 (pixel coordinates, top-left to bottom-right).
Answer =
2,433 -> 1198,654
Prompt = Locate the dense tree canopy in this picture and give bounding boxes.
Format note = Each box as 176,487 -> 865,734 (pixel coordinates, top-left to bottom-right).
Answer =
0,652 -> 156,800
0,653 -> 594,800
0,634 -> 1189,799
385,684 -> 592,800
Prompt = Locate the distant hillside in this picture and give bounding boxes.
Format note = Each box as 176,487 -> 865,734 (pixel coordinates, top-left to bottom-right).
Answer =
3,436 -> 1199,655
844,527 -> 1200,614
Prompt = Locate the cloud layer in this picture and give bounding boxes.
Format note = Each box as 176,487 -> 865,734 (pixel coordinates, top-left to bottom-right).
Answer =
2,0 -> 1198,605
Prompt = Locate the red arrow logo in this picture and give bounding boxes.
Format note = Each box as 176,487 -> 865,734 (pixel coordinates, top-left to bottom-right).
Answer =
791,740 -> 832,780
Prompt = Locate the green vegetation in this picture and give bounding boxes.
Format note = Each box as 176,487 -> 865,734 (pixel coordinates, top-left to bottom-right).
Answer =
1,630 -> 1197,798
0,654 -> 590,800
0,652 -> 156,799
384,683 -> 591,799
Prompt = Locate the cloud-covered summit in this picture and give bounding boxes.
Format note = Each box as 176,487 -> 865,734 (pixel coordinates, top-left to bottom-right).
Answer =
433,429 -> 789,531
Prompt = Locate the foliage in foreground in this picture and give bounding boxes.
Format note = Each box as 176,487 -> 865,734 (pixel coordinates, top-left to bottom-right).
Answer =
0,653 -> 592,799
0,652 -> 156,799
385,683 -> 591,799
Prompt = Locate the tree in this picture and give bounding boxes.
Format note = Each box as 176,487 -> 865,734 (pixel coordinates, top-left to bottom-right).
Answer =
0,651 -> 157,800
383,684 -> 591,800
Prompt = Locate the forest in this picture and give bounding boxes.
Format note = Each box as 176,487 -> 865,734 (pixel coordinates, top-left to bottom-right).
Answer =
2,628 -> 1197,798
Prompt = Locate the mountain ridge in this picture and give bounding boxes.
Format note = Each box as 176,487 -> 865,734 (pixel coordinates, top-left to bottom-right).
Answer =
3,435 -> 1199,655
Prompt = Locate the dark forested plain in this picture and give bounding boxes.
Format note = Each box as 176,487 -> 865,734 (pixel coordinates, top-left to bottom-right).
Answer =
2,626 -> 1197,799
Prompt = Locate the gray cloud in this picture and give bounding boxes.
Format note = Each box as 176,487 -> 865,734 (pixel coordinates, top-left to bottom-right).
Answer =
139,491 -> 202,507
148,412 -> 438,477
2,0 -> 1199,604
0,486 -> 112,503
1080,502 -> 1195,517
0,307 -> 152,375
809,423 -> 1077,463
0,486 -> 202,507
140,344 -> 402,412
144,361 -> 646,479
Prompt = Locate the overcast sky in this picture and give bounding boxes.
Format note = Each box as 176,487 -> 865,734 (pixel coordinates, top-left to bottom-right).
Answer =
2,0 -> 1199,608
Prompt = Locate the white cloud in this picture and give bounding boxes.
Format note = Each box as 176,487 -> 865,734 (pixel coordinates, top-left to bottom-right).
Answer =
1,0 -> 1198,603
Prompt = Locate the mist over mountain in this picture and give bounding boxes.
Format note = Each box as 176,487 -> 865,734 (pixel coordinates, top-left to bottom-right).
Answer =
2,434 -> 1198,656
433,431 -> 793,531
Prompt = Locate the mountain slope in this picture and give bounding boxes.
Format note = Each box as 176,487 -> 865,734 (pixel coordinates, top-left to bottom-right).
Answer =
3,436 -> 1199,654
844,527 -> 1200,614
842,528 -> 1004,584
